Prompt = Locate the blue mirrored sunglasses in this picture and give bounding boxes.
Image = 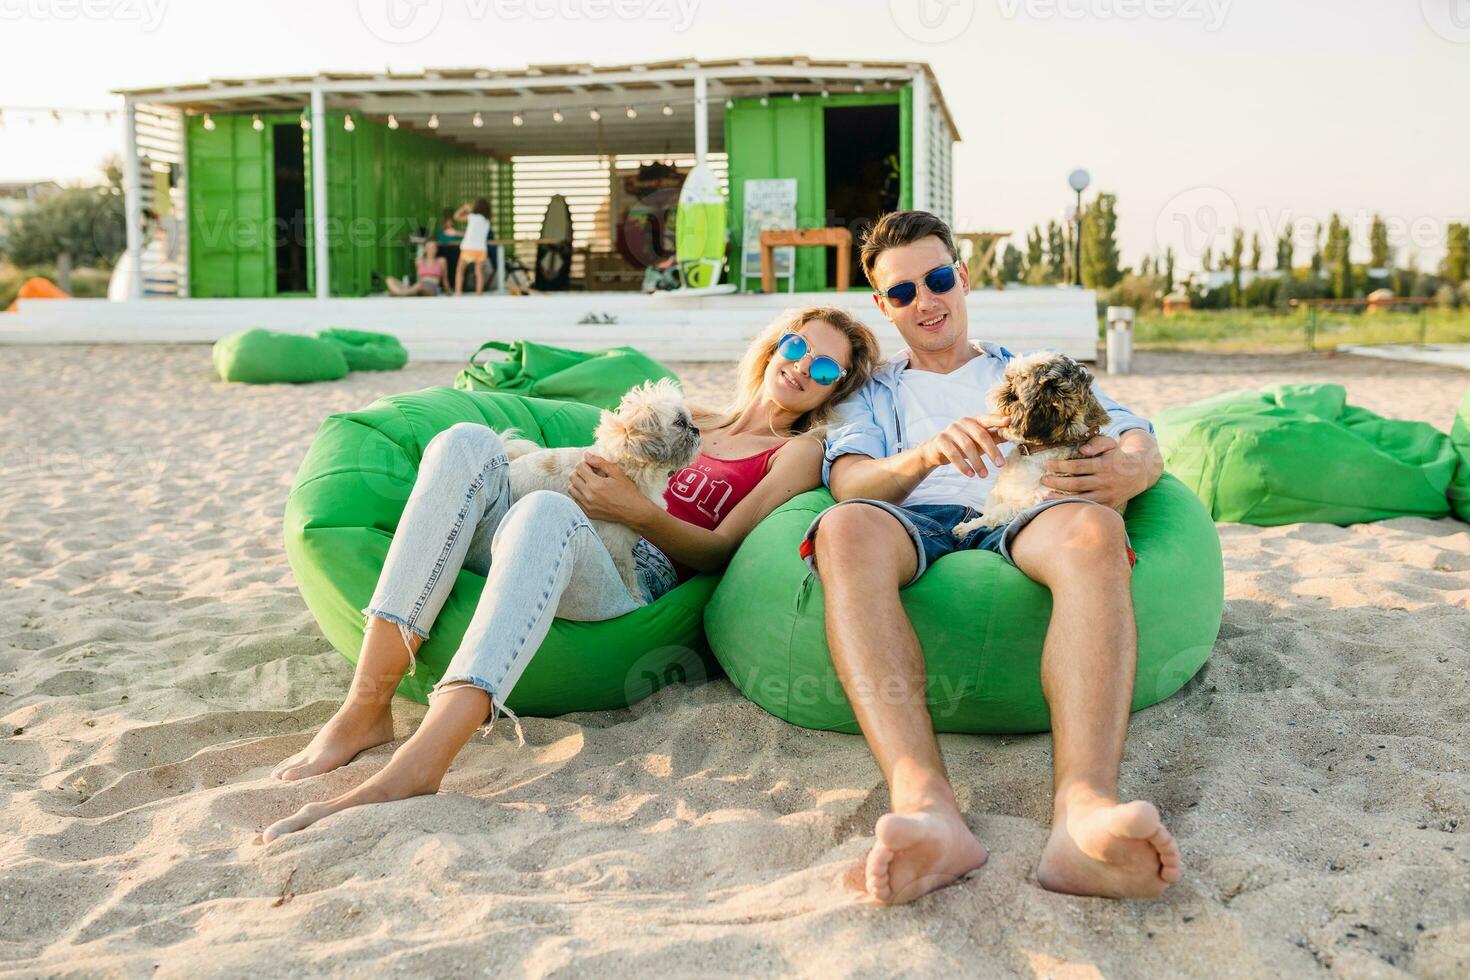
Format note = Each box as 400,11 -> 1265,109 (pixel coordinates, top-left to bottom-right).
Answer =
880,263 -> 959,308
776,332 -> 847,386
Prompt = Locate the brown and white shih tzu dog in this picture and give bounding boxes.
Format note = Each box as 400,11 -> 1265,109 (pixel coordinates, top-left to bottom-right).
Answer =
500,378 -> 700,603
952,351 -> 1112,536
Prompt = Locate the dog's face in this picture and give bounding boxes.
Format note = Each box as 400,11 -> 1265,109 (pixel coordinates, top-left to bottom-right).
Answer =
988,352 -> 1111,446
595,378 -> 701,474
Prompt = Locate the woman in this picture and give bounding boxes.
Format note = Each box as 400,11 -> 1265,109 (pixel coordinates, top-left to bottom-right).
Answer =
453,198 -> 494,295
385,238 -> 448,296
435,207 -> 462,272
264,307 -> 880,841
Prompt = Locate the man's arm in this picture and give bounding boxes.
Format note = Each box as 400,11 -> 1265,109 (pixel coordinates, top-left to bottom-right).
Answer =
829,413 -> 1012,504
1041,428 -> 1163,510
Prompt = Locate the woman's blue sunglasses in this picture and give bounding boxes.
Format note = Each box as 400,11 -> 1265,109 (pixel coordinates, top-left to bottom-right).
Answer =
777,332 -> 847,387
879,263 -> 959,307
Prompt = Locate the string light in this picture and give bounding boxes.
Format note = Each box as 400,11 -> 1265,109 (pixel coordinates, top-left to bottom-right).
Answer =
854,83 -> 864,93
758,96 -> 768,107
588,107 -> 601,121
252,113 -> 263,131
792,92 -> 801,102
883,79 -> 893,89
473,111 -> 484,127
344,113 -> 355,132
427,113 -> 439,129
661,103 -> 673,116
387,113 -> 399,129
511,112 -> 523,126
299,111 -> 310,130
724,98 -> 734,110
820,88 -> 830,98
202,112 -> 215,131
551,109 -> 564,123
625,106 -> 637,119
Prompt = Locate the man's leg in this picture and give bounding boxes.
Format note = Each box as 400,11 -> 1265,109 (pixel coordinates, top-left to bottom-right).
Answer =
814,504 -> 987,905
1006,503 -> 1183,898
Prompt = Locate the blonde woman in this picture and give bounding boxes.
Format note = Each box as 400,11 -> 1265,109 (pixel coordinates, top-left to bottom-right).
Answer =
264,307 -> 880,840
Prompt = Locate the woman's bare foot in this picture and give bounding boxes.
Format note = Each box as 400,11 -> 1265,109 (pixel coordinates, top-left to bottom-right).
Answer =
271,705 -> 396,782
863,806 -> 988,905
1037,797 -> 1182,898
262,756 -> 442,843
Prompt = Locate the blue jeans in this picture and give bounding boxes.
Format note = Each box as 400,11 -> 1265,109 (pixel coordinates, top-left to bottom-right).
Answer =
802,496 -> 1129,587
363,423 -> 678,741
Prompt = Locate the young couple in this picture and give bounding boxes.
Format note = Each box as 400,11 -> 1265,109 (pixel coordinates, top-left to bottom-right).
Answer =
264,210 -> 1181,906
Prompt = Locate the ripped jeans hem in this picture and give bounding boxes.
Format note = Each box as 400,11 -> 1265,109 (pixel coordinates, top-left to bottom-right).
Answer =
430,673 -> 526,747
363,607 -> 430,677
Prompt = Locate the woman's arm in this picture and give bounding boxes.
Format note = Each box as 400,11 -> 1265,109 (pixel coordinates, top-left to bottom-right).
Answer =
453,203 -> 471,222
437,257 -> 449,279
568,437 -> 825,575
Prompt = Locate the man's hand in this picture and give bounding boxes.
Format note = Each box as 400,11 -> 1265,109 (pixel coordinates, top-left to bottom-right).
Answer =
921,414 -> 1011,479
1041,431 -> 1163,510
568,453 -> 658,526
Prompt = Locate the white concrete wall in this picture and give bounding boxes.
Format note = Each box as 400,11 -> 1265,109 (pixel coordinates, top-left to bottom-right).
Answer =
3,287 -> 1099,363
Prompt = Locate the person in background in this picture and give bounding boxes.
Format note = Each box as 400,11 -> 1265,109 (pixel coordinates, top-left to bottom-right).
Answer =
386,239 -> 448,296
454,198 -> 494,296
435,207 -> 462,273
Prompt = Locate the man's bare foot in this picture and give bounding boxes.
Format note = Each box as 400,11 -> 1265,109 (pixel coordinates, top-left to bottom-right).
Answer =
271,706 -> 396,782
262,758 -> 442,843
1037,797 -> 1182,898
863,807 -> 988,905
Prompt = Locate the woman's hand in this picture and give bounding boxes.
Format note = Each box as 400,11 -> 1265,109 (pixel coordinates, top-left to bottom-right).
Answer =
568,453 -> 658,527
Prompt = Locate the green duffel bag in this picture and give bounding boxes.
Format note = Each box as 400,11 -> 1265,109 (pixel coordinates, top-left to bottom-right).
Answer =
704,474 -> 1223,735
284,385 -> 718,711
319,328 -> 409,372
213,329 -> 348,384
454,339 -> 680,410
1157,383 -> 1460,525
1451,386 -> 1470,522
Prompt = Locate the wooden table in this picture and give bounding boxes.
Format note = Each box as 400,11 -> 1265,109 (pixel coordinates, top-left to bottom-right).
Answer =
759,228 -> 854,292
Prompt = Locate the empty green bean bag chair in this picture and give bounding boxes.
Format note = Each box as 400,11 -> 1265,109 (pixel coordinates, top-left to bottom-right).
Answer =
213,329 -> 348,384
703,474 -> 1223,735
455,339 -> 680,411
319,327 -> 409,372
1451,386 -> 1470,522
284,386 -> 718,711
1156,383 -> 1463,526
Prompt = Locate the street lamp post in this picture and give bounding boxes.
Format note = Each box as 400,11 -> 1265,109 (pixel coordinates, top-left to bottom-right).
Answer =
1068,168 -> 1090,287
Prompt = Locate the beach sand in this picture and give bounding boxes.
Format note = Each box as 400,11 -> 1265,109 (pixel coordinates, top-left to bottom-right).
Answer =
2,346 -> 1467,978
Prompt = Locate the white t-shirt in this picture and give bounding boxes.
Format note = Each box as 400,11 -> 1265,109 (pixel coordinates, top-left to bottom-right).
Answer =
895,355 -> 1010,510
461,213 -> 490,252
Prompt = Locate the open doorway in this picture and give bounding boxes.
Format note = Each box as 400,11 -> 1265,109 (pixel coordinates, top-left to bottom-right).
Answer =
272,124 -> 309,294
823,103 -> 901,289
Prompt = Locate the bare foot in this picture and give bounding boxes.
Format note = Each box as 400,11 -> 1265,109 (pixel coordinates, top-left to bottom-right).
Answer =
271,706 -> 396,782
262,759 -> 442,843
1037,798 -> 1182,898
864,807 -> 988,905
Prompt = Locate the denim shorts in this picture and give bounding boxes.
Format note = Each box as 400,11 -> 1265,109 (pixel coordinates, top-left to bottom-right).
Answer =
801,496 -> 1132,587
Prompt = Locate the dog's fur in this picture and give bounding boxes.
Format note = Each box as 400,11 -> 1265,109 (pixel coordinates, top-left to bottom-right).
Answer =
501,378 -> 701,603
953,351 -> 1112,536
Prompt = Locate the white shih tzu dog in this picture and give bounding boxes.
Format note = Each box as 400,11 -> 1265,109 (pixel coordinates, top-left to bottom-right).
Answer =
953,351 -> 1112,537
500,378 -> 701,602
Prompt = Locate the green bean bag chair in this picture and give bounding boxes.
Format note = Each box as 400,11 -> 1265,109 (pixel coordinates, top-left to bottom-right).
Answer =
319,328 -> 409,372
1156,383 -> 1463,526
284,386 -> 718,710
704,474 -> 1223,734
455,340 -> 680,411
1450,386 -> 1470,522
213,329 -> 348,384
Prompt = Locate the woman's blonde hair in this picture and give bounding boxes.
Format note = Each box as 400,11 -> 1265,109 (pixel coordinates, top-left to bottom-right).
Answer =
700,306 -> 880,437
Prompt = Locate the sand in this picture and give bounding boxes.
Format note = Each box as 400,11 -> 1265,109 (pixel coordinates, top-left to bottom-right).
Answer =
1,346 -> 1467,978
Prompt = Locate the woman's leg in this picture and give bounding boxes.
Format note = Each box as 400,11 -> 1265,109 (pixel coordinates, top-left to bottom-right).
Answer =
473,259 -> 485,295
385,276 -> 407,295
272,423 -> 513,781
454,257 -> 466,295
263,492 -> 649,840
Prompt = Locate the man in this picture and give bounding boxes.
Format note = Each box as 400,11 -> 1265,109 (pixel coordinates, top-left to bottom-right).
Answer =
807,210 -> 1182,905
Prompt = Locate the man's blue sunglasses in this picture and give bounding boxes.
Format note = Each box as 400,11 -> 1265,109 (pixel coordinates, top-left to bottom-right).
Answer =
777,332 -> 847,386
879,263 -> 959,308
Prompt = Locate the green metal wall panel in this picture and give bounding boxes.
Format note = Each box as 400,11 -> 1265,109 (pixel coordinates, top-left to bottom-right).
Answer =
724,90 -> 905,292
186,112 -> 283,298
899,86 -> 913,211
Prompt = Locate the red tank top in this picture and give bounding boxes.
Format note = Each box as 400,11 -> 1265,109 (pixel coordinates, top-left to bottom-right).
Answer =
662,445 -> 782,580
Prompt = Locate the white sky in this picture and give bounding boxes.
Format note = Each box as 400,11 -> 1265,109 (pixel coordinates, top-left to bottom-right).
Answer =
2,0 -> 1467,271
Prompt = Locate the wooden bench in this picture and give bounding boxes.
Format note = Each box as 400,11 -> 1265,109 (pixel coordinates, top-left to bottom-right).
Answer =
759,228 -> 854,292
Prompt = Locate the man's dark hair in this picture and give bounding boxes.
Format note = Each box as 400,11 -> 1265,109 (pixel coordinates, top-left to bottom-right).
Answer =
859,210 -> 960,289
